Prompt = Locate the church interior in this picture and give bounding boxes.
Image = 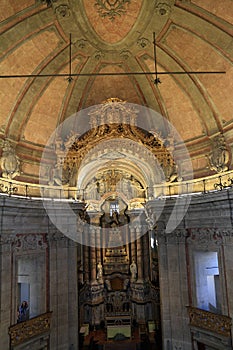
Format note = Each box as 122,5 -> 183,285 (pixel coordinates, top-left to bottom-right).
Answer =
0,1 -> 233,349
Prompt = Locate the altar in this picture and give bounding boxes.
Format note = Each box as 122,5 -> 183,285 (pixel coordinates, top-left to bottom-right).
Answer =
105,315 -> 131,340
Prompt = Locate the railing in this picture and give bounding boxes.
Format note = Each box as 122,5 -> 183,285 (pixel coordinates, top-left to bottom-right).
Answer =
0,170 -> 233,201
147,170 -> 233,199
0,177 -> 83,201
8,312 -> 52,347
187,306 -> 232,337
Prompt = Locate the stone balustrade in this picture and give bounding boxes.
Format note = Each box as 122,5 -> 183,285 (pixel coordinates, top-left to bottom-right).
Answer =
1,170 -> 233,201
187,306 -> 232,337
8,312 -> 52,347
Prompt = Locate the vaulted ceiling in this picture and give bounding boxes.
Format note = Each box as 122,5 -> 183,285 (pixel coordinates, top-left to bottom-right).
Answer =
0,0 -> 233,183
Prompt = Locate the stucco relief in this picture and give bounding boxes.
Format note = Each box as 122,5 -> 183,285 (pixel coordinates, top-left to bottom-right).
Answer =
207,134 -> 230,173
12,234 -> 47,251
95,0 -> 131,21
187,228 -> 223,249
0,140 -> 20,180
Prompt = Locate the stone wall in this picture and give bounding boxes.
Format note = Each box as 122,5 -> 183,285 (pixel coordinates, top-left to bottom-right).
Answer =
0,196 -> 84,350
147,188 -> 233,350
1,188 -> 233,350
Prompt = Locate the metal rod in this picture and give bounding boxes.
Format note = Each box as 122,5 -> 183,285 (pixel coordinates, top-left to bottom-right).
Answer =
153,32 -> 161,84
0,71 -> 226,79
68,33 -> 73,82
69,33 -> 72,77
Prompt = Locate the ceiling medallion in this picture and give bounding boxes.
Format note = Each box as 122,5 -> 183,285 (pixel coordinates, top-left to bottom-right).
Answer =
55,5 -> 70,17
95,0 -> 131,21
155,2 -> 172,16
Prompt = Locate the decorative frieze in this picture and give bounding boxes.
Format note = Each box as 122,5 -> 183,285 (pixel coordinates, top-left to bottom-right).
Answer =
12,234 -> 47,251
156,227 -> 233,247
0,233 -> 48,250
157,228 -> 187,244
0,234 -> 16,245
187,228 -> 223,249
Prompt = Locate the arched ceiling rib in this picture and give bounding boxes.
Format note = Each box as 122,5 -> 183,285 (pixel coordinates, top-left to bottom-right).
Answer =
0,0 -> 233,182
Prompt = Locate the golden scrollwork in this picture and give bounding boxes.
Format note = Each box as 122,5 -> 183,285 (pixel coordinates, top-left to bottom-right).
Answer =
42,99 -> 177,186
8,312 -> 52,346
187,306 -> 232,337
66,123 -> 171,174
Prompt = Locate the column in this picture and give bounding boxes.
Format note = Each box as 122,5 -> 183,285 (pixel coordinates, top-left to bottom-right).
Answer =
90,228 -> 96,283
143,232 -> 150,281
83,245 -> 89,283
129,226 -> 136,262
136,227 -> 143,281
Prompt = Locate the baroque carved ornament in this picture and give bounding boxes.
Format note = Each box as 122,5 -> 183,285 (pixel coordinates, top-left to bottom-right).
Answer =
45,99 -> 179,187
207,134 -> 230,173
95,0 -> 131,21
13,234 -> 47,251
0,140 -> 20,180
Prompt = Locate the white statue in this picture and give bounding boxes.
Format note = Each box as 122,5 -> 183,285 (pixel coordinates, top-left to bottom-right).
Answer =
105,279 -> 111,291
130,259 -> 137,281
